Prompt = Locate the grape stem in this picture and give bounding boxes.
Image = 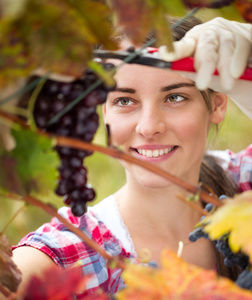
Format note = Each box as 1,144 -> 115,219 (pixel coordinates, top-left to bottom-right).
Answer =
56,135 -> 222,208
0,108 -> 222,208
4,192 -> 126,271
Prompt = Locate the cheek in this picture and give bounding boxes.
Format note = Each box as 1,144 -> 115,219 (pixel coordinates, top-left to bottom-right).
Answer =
103,112 -> 134,147
174,111 -> 210,144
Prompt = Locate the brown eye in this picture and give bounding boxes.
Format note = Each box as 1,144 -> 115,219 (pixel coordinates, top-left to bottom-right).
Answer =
166,94 -> 185,103
114,97 -> 133,106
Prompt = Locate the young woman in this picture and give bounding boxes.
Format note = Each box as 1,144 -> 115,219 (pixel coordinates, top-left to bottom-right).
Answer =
11,17 -> 252,298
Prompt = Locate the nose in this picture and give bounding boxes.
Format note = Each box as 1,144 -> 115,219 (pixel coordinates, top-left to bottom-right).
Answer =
135,105 -> 167,138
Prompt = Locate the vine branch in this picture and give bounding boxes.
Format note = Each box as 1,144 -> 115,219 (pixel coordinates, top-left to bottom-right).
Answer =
0,108 -> 222,208
4,192 -> 126,271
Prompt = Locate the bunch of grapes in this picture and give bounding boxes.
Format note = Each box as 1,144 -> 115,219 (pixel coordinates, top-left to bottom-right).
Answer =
215,236 -> 249,270
188,202 -> 250,271
29,65 -> 115,216
236,269 -> 252,291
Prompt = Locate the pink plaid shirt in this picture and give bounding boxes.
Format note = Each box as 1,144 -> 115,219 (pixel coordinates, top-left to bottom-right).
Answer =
15,145 -> 252,298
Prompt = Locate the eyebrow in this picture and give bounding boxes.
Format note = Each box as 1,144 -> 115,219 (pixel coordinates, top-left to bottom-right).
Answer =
160,83 -> 195,92
112,83 -> 195,94
112,87 -> 136,93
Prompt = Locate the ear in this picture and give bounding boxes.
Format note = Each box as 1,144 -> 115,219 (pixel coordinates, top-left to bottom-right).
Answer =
209,92 -> 228,124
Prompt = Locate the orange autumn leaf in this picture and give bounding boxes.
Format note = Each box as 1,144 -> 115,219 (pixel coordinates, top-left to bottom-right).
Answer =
116,249 -> 252,299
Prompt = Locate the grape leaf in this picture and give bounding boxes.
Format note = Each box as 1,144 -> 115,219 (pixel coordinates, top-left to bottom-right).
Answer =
109,0 -> 186,50
200,191 -> 252,263
117,249 -> 252,299
0,127 -> 60,196
0,0 -> 118,88
108,0 -> 152,46
0,234 -> 22,293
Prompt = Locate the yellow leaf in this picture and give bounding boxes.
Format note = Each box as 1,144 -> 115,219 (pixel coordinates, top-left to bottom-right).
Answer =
201,191 -> 252,262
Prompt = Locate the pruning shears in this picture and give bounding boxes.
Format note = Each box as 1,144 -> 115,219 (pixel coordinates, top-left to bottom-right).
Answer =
93,47 -> 252,82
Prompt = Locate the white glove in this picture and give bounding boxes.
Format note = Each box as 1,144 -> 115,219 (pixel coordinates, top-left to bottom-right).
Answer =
159,17 -> 252,119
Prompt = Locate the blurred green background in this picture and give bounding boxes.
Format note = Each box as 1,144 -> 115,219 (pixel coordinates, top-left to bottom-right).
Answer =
1,99 -> 251,246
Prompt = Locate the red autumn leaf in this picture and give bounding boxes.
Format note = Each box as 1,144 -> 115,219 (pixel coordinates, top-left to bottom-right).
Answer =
23,265 -> 92,300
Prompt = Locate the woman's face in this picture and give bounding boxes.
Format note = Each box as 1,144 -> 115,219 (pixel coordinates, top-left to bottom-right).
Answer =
103,62 -> 225,189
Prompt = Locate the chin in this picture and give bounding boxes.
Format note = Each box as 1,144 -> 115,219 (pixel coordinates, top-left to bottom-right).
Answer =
135,174 -> 173,190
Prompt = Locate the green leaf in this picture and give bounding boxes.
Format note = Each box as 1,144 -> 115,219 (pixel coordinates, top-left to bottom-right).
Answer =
88,60 -> 116,88
147,0 -> 186,17
0,127 -> 60,196
0,0 -> 118,87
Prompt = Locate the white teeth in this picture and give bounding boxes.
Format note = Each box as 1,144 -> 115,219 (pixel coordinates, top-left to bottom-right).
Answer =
136,147 -> 175,158
146,150 -> 152,157
153,150 -> 159,157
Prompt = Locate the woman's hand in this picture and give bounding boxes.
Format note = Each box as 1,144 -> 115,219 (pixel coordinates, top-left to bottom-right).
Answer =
159,17 -> 252,91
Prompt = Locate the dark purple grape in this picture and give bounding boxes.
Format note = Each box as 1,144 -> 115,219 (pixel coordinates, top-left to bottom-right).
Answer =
60,114 -> 73,127
80,186 -> 96,202
70,201 -> 86,217
60,83 -> 72,96
47,81 -> 59,95
85,91 -> 101,107
35,114 -> 49,128
71,169 -> 87,188
84,113 -> 99,134
69,156 -> 83,169
236,269 -> 252,290
59,166 -> 72,179
55,179 -> 69,196
76,106 -> 96,121
56,147 -> 73,156
69,190 -> 81,201
75,121 -> 87,136
38,98 -> 50,111
52,99 -> 65,113
69,83 -> 85,101
56,127 -> 71,137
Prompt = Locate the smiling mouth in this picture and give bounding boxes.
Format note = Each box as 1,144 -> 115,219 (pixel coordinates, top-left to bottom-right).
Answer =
134,146 -> 178,158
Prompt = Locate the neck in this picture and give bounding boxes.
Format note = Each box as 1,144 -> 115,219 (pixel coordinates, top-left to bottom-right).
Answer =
115,178 -> 202,241
114,177 -> 216,269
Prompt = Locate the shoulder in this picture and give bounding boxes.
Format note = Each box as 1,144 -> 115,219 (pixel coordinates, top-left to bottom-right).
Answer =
15,202 -> 133,267
14,203 -> 133,295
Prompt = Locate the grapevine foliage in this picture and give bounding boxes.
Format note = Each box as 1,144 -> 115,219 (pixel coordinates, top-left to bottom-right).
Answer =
0,0 -> 117,88
199,191 -> 252,263
116,249 -> 252,299
0,127 -> 60,196
0,0 -> 251,299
